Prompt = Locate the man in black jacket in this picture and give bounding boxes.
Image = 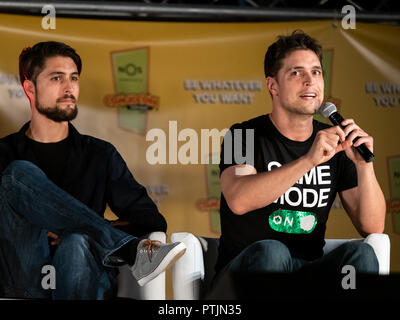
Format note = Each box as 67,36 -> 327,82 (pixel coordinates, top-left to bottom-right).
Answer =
0,41 -> 185,299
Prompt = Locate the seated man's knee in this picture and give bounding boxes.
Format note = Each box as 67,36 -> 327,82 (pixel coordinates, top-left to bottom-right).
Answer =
4,160 -> 37,176
2,160 -> 43,185
341,241 -> 379,274
244,240 -> 292,272
249,240 -> 290,256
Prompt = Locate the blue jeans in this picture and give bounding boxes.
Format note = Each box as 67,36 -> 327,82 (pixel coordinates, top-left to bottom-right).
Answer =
216,239 -> 379,289
0,160 -> 135,299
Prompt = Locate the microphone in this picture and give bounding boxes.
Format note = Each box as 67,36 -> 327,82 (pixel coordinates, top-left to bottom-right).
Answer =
318,102 -> 374,163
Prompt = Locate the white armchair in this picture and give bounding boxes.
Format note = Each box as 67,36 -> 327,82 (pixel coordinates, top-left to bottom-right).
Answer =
117,231 -> 166,300
171,232 -> 390,300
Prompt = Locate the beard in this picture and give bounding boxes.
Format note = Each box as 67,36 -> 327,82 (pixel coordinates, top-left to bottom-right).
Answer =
35,95 -> 78,122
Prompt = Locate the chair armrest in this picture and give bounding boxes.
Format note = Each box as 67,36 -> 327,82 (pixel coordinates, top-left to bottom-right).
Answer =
117,231 -> 166,299
171,232 -> 204,300
363,233 -> 390,275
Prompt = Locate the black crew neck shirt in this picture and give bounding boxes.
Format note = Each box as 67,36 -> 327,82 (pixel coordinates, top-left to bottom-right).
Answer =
27,135 -> 71,187
216,114 -> 358,274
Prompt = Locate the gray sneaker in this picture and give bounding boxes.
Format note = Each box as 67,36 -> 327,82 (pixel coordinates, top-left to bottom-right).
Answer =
131,239 -> 186,286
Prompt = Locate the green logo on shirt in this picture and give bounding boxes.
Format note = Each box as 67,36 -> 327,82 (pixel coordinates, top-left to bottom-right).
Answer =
269,209 -> 317,234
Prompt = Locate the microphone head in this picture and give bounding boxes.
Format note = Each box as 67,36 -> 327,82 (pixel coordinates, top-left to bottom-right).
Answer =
318,102 -> 337,118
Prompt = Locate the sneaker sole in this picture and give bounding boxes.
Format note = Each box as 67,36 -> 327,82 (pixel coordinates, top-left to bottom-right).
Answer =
137,242 -> 186,286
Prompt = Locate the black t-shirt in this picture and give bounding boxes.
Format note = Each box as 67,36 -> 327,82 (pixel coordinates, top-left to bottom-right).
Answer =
27,135 -> 71,187
216,114 -> 358,273
24,135 -> 72,256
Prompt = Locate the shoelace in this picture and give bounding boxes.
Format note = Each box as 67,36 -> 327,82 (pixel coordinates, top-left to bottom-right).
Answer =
142,239 -> 162,262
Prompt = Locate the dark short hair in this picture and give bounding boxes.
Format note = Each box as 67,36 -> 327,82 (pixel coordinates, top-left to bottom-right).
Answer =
19,41 -> 82,86
264,30 -> 323,79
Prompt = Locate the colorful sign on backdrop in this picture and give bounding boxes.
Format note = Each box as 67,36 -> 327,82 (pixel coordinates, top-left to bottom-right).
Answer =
0,13 -> 399,271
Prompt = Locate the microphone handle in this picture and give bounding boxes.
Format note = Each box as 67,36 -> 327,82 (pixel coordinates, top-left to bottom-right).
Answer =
328,112 -> 375,163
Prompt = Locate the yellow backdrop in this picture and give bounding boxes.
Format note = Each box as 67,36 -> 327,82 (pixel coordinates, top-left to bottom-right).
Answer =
0,14 -> 399,296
